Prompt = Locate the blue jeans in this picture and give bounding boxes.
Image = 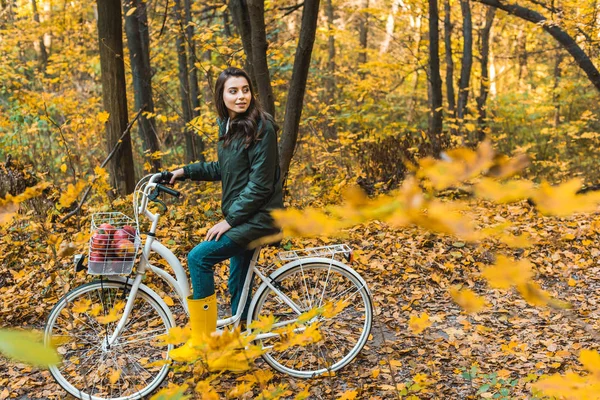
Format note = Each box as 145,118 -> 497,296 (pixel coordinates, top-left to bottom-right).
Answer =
187,234 -> 254,319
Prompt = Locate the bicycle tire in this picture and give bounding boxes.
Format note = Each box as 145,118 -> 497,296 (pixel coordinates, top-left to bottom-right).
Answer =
44,280 -> 173,400
249,260 -> 373,378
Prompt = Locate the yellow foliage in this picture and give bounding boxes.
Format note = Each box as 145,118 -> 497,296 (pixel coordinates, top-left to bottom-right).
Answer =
249,314 -> 276,333
57,181 -> 87,210
408,313 -> 432,335
533,350 -> 600,400
475,178 -> 534,203
532,179 -> 600,217
449,287 -> 487,314
481,255 -> 532,289
337,390 -> 358,400
150,383 -> 190,400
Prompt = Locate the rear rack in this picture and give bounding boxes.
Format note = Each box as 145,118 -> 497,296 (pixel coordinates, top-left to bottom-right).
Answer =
277,244 -> 353,262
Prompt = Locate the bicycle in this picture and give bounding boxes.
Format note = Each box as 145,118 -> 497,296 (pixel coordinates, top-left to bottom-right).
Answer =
44,172 -> 373,400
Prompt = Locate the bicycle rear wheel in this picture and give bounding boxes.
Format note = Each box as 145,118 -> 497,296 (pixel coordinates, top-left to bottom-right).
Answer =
250,261 -> 373,378
44,280 -> 173,400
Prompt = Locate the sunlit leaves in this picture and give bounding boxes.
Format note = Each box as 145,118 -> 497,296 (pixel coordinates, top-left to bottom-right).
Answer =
408,313 -> 432,334
449,287 -> 487,314
150,383 -> 190,400
57,181 -> 87,210
0,329 -> 60,367
532,350 -> 600,399
482,255 -> 533,289
97,111 -> 110,123
95,301 -> 125,324
157,326 -> 191,346
475,178 -> 534,203
531,179 -> 600,216
249,314 -> 276,333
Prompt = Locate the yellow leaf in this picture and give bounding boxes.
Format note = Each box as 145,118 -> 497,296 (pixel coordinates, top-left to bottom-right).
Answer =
72,298 -> 91,314
449,287 -> 487,314
157,326 -> 190,346
408,313 -> 431,334
580,349 -> 600,376
163,296 -> 174,306
532,179 -> 600,216
89,303 -> 102,317
151,383 -> 190,400
96,303 -> 125,324
109,369 -> 121,384
322,300 -> 349,319
125,7 -> 136,16
249,314 -> 276,333
294,386 -> 311,400
227,382 -> 253,398
297,307 -> 322,324
60,163 -> 67,173
98,111 -> 110,123
337,390 -> 358,400
0,329 -> 61,367
481,255 -> 532,289
58,181 -> 87,210
475,178 -> 534,203
517,283 -> 571,309
0,203 -> 19,226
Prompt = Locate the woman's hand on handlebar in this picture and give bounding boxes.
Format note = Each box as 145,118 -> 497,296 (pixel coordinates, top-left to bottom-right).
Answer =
159,169 -> 185,185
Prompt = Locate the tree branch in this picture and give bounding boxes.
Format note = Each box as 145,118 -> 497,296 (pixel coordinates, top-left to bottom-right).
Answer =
474,0 -> 600,93
59,108 -> 144,223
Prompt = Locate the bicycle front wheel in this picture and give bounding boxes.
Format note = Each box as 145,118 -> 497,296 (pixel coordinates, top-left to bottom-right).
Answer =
44,280 -> 173,400
250,261 -> 373,378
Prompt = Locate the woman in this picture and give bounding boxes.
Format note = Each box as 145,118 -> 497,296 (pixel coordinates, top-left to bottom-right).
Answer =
166,67 -> 283,344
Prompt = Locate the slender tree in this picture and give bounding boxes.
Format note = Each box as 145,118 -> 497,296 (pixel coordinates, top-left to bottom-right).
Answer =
457,0 -> 472,121
279,0 -> 321,179
123,0 -> 161,171
229,0 -> 257,88
96,0 -> 135,194
444,0 -> 456,115
247,0 -> 276,117
31,0 -> 48,71
428,0 -> 443,155
324,0 -> 337,140
476,6 -> 495,140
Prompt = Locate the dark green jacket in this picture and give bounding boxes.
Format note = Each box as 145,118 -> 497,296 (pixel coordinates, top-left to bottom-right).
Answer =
183,118 -> 283,248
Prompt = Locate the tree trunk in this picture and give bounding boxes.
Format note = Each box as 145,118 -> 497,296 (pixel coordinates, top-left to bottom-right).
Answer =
229,0 -> 257,88
279,0 -> 321,180
457,0 -> 472,121
96,0 -> 135,195
428,0 -> 443,155
476,6 -> 495,140
324,0 -> 337,140
247,0 -> 276,117
185,0 -> 205,161
31,0 -> 48,71
358,0 -> 369,69
552,51 -> 563,128
124,0 -> 161,172
173,0 -> 198,163
474,0 -> 600,93
380,0 -> 398,54
443,0 -> 455,115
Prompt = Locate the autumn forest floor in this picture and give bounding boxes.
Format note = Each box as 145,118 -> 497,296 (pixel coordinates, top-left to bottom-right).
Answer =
1,198 -> 599,399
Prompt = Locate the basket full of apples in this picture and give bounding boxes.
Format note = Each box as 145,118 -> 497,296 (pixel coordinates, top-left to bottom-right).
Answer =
88,212 -> 141,275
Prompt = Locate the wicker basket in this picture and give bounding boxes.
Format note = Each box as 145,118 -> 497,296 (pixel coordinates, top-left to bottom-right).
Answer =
88,212 -> 140,275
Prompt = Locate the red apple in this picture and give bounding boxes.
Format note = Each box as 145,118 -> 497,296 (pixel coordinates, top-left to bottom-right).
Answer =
122,225 -> 136,238
89,251 -> 105,262
91,231 -> 110,249
112,229 -> 131,243
114,239 -> 135,258
98,223 -> 116,236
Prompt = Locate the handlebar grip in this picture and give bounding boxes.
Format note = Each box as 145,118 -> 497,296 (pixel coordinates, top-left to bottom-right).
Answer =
156,184 -> 181,198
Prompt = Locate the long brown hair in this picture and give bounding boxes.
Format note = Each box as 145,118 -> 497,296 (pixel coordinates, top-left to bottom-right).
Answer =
214,67 -> 277,148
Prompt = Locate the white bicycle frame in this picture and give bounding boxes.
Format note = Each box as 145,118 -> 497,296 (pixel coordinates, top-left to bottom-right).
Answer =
104,173 -> 325,346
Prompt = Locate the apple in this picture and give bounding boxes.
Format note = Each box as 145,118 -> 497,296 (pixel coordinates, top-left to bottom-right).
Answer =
89,251 -> 105,262
114,239 -> 135,258
98,223 -> 116,236
112,228 -> 131,243
122,225 -> 136,238
91,231 -> 110,249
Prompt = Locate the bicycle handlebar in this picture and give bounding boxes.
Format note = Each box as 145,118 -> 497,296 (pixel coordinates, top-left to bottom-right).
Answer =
156,184 -> 180,198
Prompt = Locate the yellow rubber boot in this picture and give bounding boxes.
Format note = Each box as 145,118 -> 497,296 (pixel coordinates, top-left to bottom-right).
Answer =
169,294 -> 217,361
188,294 -> 217,345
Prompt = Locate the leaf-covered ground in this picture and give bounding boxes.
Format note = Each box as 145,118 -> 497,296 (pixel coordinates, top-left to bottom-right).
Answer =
1,198 -> 599,399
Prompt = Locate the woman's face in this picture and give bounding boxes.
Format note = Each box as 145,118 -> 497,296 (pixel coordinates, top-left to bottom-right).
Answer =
223,76 -> 251,118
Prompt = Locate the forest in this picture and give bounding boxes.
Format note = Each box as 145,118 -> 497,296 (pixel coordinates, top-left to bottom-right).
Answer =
1,0 -> 600,399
